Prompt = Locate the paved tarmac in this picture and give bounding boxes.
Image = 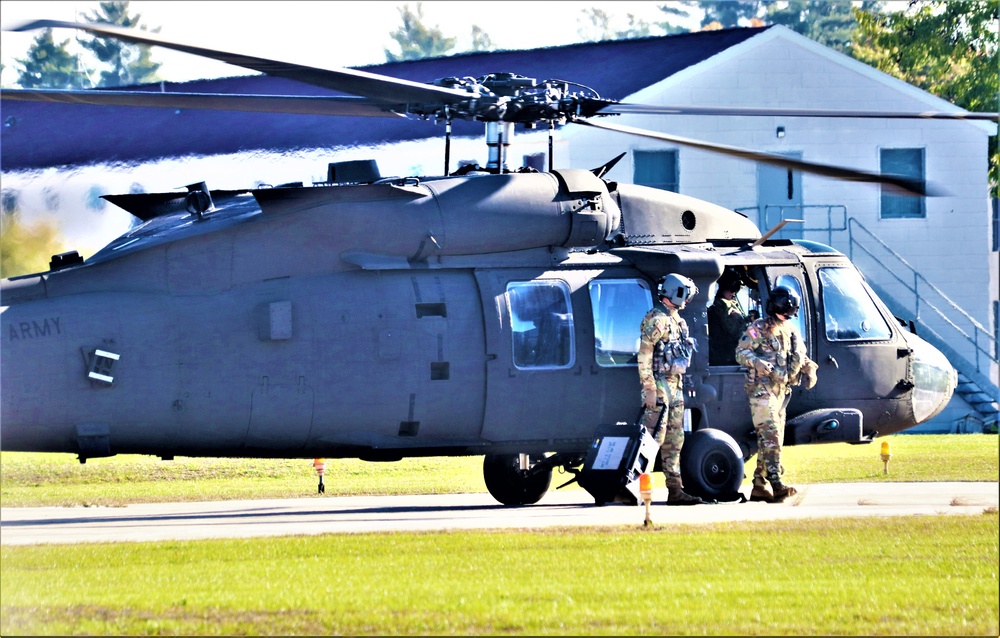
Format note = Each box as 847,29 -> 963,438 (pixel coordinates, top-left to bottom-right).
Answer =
1,482 -> 996,546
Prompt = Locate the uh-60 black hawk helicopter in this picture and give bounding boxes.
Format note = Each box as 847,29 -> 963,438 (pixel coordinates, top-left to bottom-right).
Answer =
2,20 -> 994,505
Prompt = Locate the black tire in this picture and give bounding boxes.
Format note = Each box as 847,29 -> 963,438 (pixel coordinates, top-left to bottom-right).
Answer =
483,453 -> 553,506
680,428 -> 745,500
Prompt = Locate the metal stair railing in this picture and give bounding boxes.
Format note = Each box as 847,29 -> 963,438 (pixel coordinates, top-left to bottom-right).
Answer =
846,217 -> 998,377
735,205 -> 847,245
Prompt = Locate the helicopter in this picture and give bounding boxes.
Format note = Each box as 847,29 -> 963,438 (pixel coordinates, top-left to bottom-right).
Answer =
1,20 -> 993,505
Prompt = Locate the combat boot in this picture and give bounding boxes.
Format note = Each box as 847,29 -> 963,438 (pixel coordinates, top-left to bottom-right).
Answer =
665,477 -> 704,506
749,478 -> 773,503
770,482 -> 798,503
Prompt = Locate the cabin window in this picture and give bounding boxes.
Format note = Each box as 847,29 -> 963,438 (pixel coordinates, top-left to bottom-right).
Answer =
634,150 -> 679,193
819,267 -> 892,341
879,148 -> 926,219
589,279 -> 654,367
507,280 -> 575,369
772,273 -> 808,348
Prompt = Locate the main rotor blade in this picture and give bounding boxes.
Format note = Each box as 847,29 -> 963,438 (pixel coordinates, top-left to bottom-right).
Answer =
1,88 -> 406,118
9,19 -> 476,105
601,103 -> 1000,122
576,118 -> 940,196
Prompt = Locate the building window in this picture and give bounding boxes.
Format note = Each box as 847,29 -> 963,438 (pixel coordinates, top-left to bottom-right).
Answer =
634,150 -> 679,192
589,279 -> 653,367
507,280 -> 575,369
880,148 -> 926,219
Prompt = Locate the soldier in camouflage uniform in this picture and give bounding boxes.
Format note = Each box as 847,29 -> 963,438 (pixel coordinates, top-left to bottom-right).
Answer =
638,273 -> 704,505
735,286 -> 817,503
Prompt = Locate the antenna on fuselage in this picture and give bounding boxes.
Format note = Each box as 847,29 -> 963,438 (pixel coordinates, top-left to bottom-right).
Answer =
751,219 -> 804,247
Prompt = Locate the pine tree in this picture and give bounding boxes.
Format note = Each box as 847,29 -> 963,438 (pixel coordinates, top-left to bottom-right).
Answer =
78,0 -> 161,87
15,29 -> 90,89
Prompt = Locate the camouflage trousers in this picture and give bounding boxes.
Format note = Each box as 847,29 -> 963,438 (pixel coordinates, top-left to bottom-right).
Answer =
640,374 -> 685,479
749,387 -> 792,484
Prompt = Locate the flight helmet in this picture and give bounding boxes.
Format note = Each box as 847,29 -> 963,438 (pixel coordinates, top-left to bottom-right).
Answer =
717,269 -> 742,293
658,274 -> 697,307
766,286 -> 801,318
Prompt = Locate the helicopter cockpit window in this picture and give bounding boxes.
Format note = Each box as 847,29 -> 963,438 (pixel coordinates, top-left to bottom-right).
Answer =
772,274 -> 808,345
819,267 -> 892,341
589,279 -> 653,367
507,280 -> 575,370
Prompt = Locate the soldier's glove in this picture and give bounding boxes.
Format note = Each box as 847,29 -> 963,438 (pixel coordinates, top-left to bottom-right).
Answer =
801,358 -> 818,390
642,385 -> 658,409
754,360 -> 774,376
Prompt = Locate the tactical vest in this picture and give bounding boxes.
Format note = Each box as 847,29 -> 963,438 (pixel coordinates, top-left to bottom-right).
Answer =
652,316 -> 694,377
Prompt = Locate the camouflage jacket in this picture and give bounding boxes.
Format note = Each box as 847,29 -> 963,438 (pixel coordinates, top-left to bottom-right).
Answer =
637,306 -> 694,387
735,317 -> 805,394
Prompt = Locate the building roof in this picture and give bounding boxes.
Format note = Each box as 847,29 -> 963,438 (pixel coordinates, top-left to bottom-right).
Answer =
0,26 -> 770,171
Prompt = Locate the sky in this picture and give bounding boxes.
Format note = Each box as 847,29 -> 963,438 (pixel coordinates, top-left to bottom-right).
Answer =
0,1 -> 700,85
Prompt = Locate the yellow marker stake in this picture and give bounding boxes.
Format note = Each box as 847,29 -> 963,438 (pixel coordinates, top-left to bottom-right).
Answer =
639,473 -> 653,527
880,441 -> 892,475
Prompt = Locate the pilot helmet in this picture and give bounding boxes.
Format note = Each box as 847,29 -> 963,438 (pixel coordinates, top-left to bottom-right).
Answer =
657,273 -> 697,307
717,270 -> 742,293
766,286 -> 801,318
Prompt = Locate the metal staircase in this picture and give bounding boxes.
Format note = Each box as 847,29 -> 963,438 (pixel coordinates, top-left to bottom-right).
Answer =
846,218 -> 999,431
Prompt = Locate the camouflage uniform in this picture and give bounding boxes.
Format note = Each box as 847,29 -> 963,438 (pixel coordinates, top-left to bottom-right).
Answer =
735,317 -> 806,500
637,305 -> 697,501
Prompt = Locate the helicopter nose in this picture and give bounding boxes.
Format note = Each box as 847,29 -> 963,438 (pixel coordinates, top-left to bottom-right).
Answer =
906,332 -> 957,425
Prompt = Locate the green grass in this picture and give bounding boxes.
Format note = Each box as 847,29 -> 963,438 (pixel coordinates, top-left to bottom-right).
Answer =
2,513 -> 996,635
1,434 -> 997,508
1,435 -> 997,635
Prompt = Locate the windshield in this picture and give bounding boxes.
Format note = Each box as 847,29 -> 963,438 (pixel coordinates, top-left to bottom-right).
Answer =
819,267 -> 891,341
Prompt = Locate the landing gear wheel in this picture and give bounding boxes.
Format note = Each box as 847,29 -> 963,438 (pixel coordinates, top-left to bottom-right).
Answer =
680,428 -> 744,501
483,453 -> 553,506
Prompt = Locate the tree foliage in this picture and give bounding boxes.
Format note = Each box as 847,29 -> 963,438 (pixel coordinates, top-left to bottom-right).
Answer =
699,0 -> 763,28
577,7 -> 658,41
0,206 -> 65,279
15,28 -> 91,89
852,0 -> 999,194
762,0 -> 859,53
78,1 -> 161,87
385,3 -> 457,61
470,25 -> 495,52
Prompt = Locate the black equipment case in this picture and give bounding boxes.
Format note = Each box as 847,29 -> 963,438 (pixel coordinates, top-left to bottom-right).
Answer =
577,412 -> 660,506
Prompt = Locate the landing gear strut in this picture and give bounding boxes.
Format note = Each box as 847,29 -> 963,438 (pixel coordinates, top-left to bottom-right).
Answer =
483,452 -> 581,506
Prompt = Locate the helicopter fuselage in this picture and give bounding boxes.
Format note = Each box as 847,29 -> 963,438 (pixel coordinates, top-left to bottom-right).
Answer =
0,169 -> 956,502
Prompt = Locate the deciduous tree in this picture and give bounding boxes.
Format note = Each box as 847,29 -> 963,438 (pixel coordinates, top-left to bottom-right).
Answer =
385,3 -> 457,61
0,204 -> 65,279
852,0 -> 999,194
